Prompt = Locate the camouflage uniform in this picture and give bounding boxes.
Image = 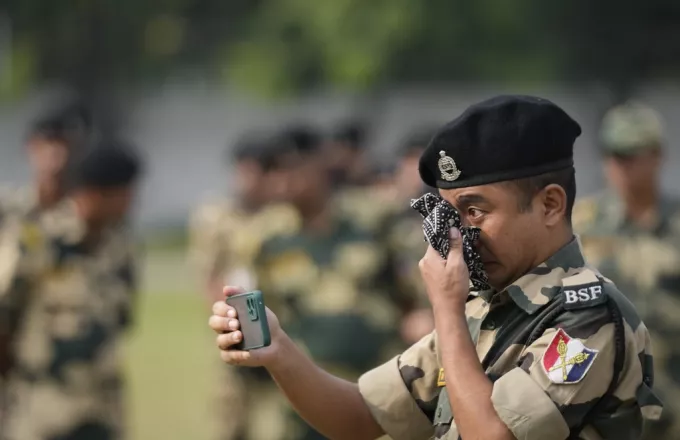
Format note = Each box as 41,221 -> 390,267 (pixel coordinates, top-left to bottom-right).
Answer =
255,208 -> 409,439
358,238 -> 661,439
574,100 -> 679,438
188,199 -> 300,440
0,200 -> 138,440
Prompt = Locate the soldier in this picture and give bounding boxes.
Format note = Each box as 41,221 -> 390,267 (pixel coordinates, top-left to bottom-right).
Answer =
252,127 -> 412,440
188,132 -> 300,303
188,131 -> 300,440
386,127 -> 440,344
0,143 -> 142,440
573,101 -> 680,438
324,120 -> 372,189
0,104 -> 91,216
210,95 -> 661,439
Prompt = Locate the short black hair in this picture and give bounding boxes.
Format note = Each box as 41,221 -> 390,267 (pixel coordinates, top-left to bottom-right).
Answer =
398,126 -> 439,158
280,125 -> 322,156
29,102 -> 93,146
229,131 -> 276,163
330,120 -> 369,150
508,167 -> 576,223
71,140 -> 143,189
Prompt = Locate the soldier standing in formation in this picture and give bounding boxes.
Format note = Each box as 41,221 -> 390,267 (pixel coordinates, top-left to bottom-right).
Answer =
210,95 -> 661,440
574,101 -> 680,439
188,132 -> 300,440
0,144 -> 142,440
253,128 -> 416,439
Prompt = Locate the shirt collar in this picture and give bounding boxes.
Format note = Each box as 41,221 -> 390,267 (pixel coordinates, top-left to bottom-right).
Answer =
479,237 -> 587,315
603,189 -> 673,235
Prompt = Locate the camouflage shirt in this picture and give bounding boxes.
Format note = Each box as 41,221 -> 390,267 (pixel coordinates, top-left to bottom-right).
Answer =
188,198 -> 300,291
358,238 -> 660,440
0,201 -> 139,440
574,191 -> 680,437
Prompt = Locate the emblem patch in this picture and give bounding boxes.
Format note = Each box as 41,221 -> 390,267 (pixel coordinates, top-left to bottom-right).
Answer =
437,368 -> 446,387
437,151 -> 461,181
542,328 -> 598,384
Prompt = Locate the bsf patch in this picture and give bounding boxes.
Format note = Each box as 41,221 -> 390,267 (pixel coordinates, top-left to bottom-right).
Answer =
542,328 -> 598,384
562,281 -> 606,310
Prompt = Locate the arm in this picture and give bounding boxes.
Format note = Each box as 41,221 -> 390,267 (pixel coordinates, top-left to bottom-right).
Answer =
211,298 -> 384,440
434,305 -> 514,440
268,333 -> 384,440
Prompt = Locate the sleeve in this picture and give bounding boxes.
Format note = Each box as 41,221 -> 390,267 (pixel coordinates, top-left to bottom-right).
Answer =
490,306 -> 646,440
0,216 -> 33,336
187,205 -> 229,284
357,332 -> 438,440
116,233 -> 142,330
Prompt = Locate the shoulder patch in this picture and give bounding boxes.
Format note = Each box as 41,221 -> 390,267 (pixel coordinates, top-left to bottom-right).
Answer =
542,328 -> 599,384
561,269 -> 607,310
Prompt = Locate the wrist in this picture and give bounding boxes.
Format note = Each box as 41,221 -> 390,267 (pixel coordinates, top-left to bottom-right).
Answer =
430,291 -> 468,316
265,330 -> 294,372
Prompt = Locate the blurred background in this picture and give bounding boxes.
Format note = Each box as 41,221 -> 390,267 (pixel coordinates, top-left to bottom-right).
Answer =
1,1 -> 680,439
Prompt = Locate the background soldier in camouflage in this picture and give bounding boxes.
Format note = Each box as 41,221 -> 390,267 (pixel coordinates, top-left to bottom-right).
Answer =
188,131 -> 300,440
0,104 -> 92,216
0,143 -> 142,440
383,126 -> 440,345
210,95 -> 661,440
253,129 -> 414,440
573,101 -> 680,438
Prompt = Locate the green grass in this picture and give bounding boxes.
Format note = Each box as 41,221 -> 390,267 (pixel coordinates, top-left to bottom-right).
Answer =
125,291 -> 219,440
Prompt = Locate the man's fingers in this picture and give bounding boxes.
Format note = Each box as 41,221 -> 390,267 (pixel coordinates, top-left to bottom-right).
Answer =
212,301 -> 237,318
220,348 -> 251,364
208,315 -> 241,333
223,286 -> 246,297
216,332 -> 243,350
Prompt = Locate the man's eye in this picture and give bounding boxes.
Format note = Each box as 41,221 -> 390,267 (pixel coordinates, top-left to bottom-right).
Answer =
468,208 -> 484,218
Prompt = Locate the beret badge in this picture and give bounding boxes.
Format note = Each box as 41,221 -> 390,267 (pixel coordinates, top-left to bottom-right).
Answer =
438,150 -> 461,181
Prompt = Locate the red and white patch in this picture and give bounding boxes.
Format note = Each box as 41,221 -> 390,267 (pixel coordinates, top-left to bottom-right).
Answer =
541,328 -> 599,384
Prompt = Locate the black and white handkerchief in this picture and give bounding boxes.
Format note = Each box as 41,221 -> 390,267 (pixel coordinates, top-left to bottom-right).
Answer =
410,193 -> 490,291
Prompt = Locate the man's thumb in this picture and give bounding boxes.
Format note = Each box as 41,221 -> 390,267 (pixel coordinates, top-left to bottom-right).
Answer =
448,227 -> 462,252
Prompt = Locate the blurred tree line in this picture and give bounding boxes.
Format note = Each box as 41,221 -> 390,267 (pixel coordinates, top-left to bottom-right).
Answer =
1,0 -> 679,102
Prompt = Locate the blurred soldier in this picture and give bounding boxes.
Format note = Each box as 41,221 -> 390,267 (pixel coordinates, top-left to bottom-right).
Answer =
324,120 -> 372,189
188,131 -> 300,440
0,104 -> 91,216
573,101 -> 680,439
254,129 -> 411,440
188,132 -> 300,303
0,143 -> 142,440
384,126 -> 440,344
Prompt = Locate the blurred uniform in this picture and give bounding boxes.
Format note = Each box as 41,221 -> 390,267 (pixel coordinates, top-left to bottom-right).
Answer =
188,133 -> 300,440
573,102 -> 680,438
0,145 -> 142,440
252,130 -> 409,440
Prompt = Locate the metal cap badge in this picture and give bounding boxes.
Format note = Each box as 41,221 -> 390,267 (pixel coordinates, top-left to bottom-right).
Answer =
438,151 -> 461,181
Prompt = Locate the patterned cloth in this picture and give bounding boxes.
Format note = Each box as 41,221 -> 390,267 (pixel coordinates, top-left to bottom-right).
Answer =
410,193 -> 490,291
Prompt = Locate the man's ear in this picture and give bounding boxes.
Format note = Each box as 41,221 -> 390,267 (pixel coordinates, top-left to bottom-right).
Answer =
541,184 -> 567,226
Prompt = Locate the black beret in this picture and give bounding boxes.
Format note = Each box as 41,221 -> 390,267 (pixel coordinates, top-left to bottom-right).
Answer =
419,95 -> 581,189
230,131 -> 277,163
72,139 -> 142,189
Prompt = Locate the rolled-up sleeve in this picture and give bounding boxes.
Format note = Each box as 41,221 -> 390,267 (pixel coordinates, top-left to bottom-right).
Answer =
358,333 -> 439,440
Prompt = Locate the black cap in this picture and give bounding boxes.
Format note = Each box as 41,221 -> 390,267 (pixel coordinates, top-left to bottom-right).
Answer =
330,120 -> 368,150
72,139 -> 142,189
419,95 -> 581,189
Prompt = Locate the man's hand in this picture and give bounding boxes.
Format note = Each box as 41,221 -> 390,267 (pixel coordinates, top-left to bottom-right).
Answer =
419,227 -> 470,310
208,286 -> 283,367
